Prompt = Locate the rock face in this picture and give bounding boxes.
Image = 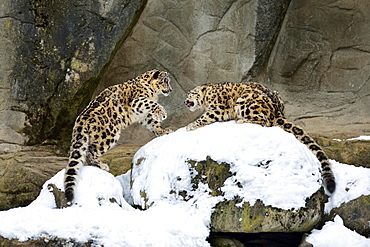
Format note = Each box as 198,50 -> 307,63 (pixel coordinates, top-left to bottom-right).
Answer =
0,236 -> 93,247
99,0 -> 369,144
99,0 -> 291,144
316,137 -> 370,168
0,0 -> 147,147
0,145 -> 67,210
259,0 -> 370,136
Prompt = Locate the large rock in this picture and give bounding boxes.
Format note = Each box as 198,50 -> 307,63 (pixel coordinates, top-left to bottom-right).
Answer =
0,145 -> 67,210
0,236 -> 93,247
190,157 -> 326,233
316,137 -> 370,168
0,0 -> 147,147
130,122 -> 327,233
327,195 -> 370,237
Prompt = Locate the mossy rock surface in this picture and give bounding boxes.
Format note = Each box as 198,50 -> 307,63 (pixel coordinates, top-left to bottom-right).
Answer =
0,236 -> 93,247
326,195 -> 370,237
315,136 -> 370,168
0,144 -> 139,211
188,157 -> 326,233
0,145 -> 67,210
100,144 -> 141,176
211,189 -> 326,233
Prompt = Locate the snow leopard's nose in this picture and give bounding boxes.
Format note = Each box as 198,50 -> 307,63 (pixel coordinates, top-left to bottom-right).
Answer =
185,100 -> 194,107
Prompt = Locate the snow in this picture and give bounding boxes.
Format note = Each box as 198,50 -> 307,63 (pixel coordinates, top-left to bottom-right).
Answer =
0,121 -> 369,246
0,167 -> 209,247
306,216 -> 370,247
333,135 -> 370,141
325,160 -> 370,213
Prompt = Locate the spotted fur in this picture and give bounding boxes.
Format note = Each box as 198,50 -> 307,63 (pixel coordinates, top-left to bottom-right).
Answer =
64,69 -> 173,204
185,82 -> 336,194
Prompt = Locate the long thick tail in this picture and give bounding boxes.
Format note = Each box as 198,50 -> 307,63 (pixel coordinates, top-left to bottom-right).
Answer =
275,117 -> 336,193
64,126 -> 89,204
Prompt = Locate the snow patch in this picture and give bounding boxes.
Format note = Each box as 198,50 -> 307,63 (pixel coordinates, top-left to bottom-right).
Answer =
334,135 -> 370,141
306,216 -> 370,247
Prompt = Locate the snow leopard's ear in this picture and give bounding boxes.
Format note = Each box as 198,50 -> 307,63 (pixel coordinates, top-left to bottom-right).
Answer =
153,70 -> 160,79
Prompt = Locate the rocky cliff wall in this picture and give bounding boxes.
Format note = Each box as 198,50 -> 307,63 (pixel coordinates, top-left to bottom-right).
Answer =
0,0 -> 147,149
98,0 -> 291,144
98,0 -> 369,144
259,0 -> 370,136
1,0 -> 368,148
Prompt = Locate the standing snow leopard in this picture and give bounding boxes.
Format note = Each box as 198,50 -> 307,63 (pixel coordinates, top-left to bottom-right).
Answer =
64,69 -> 173,204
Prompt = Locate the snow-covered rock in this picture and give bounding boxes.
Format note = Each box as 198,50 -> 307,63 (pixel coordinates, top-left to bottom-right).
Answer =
33,166 -> 131,209
129,122 -> 326,232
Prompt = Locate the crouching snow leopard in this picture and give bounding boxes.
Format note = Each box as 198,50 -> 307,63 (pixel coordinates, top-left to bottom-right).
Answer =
184,82 -> 336,194
64,69 -> 173,204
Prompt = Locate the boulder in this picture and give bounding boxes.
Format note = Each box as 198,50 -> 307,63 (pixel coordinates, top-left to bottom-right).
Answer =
0,236 -> 92,247
191,157 -> 326,233
327,195 -> 370,237
100,144 -> 141,176
130,122 -> 327,233
315,136 -> 370,168
208,235 -> 245,247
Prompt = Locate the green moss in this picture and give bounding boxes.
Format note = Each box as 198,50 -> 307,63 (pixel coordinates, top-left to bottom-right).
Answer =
315,136 -> 370,168
130,157 -> 145,189
188,156 -> 232,196
211,189 -> 325,233
241,201 -> 265,232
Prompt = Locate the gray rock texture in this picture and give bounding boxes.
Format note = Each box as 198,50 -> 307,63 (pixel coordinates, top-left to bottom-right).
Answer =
0,0 -> 147,147
327,195 -> 370,237
99,0 -> 291,144
0,0 -> 368,146
99,0 -> 369,144
0,145 -> 67,210
258,0 -> 370,137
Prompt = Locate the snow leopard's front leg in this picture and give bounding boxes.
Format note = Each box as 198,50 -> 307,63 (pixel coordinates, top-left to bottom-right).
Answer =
139,113 -> 173,136
186,110 -> 219,131
132,97 -> 172,136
